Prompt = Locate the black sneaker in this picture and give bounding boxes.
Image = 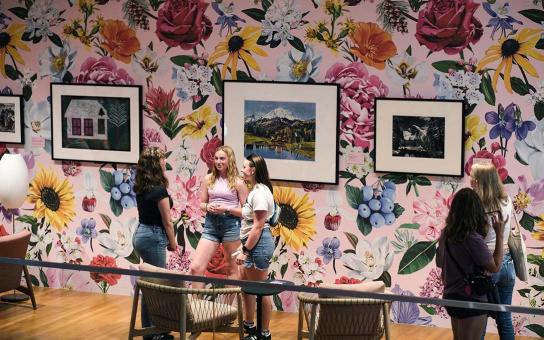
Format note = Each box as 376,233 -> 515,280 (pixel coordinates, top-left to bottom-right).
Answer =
244,323 -> 256,335
243,333 -> 271,340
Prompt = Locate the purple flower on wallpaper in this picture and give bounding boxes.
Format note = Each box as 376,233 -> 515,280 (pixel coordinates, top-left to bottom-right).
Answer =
0,202 -> 20,224
76,218 -> 98,244
485,103 -> 515,140
0,12 -> 10,26
512,116 -> 536,141
482,2 -> 523,40
1,86 -> 13,94
506,175 -> 544,217
391,284 -> 432,325
211,2 -> 246,36
316,237 -> 341,265
419,268 -> 447,317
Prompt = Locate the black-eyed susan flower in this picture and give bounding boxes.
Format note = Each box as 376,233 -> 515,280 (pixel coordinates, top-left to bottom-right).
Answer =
0,23 -> 30,79
476,28 -> 544,93
207,26 -> 267,80
27,165 -> 76,232
272,185 -> 317,251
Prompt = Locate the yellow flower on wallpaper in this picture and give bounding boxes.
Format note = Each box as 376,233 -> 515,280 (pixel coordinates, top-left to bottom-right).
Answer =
464,114 -> 487,151
272,185 -> 317,251
475,28 -> 544,93
27,165 -> 76,232
533,214 -> 544,257
207,26 -> 267,80
0,23 -> 31,79
180,105 -> 218,140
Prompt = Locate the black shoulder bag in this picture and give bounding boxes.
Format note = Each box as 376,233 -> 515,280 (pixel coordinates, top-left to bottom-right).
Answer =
445,241 -> 496,296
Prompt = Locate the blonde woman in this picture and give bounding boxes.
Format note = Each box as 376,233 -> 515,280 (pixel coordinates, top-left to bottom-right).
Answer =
190,146 -> 248,288
470,162 -> 515,340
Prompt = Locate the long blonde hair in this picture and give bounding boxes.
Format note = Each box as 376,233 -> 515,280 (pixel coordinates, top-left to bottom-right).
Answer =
134,146 -> 168,194
209,145 -> 239,191
471,162 -> 508,211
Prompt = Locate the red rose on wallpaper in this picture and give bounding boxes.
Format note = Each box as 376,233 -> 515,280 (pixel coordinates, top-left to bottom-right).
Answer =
464,150 -> 508,181
89,255 -> 122,292
200,137 -> 222,171
62,161 -> 82,177
72,56 -> 135,85
0,224 -> 10,236
205,244 -> 227,278
334,276 -> 362,284
415,0 -> 483,55
156,0 -> 213,50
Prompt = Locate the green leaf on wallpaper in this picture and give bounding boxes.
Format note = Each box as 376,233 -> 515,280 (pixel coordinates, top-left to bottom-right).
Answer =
25,0 -> 35,10
357,215 -> 372,236
477,137 -> 486,149
8,7 -> 28,20
46,242 -> 52,256
382,174 -> 408,184
261,0 -> 272,11
345,184 -> 362,209
399,223 -> 419,230
30,274 -> 40,287
398,240 -> 438,275
340,140 -> 349,149
527,254 -> 544,267
186,228 -> 202,250
50,33 -> 63,48
211,126 -> 217,137
431,60 -> 460,73
288,36 -> 306,53
515,151 -> 529,165
39,267 -> 48,288
236,70 -> 254,81
339,171 -> 356,179
4,65 -> 19,81
375,271 -> 391,287
420,305 -> 436,315
170,55 -> 195,67
526,324 -> 544,337
393,203 -> 405,218
242,8 -> 266,22
536,38 -> 544,50
270,38 -> 281,48
519,212 -> 535,232
166,162 -> 172,171
517,288 -> 531,298
481,73 -> 496,106
406,45 -> 412,56
509,76 -> 529,96
125,249 -> 141,264
16,215 -> 38,226
192,94 -> 208,110
413,176 -> 431,186
99,169 -> 114,192
257,34 -> 269,46
211,68 -> 223,96
109,197 -> 123,217
535,102 -> 544,121
343,249 -> 355,254
502,176 -> 514,185
23,86 -> 32,102
518,9 -> 544,24
280,263 -> 288,278
273,294 -> 283,311
344,231 -> 359,248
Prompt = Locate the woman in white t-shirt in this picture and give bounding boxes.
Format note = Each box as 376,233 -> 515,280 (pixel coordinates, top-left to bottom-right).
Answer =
236,153 -> 275,340
470,162 -> 515,340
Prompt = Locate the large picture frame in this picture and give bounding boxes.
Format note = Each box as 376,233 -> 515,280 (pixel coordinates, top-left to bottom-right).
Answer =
223,80 -> 340,184
51,83 -> 142,164
0,94 -> 24,144
374,98 -> 465,177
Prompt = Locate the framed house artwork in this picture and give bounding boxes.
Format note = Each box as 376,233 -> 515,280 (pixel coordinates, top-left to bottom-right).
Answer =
0,94 -> 24,144
223,80 -> 340,184
51,83 -> 142,164
373,98 -> 465,177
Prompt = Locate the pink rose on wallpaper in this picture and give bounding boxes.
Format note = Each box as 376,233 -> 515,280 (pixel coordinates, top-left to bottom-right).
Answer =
62,161 -> 82,177
464,150 -> 508,181
200,137 -> 222,171
72,57 -> 135,85
325,62 -> 388,150
415,0 -> 483,55
169,175 -> 203,233
413,191 -> 450,240
156,0 -> 213,50
142,128 -> 167,151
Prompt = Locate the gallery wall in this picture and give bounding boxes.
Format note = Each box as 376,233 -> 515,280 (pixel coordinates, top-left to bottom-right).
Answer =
1,0 -> 543,335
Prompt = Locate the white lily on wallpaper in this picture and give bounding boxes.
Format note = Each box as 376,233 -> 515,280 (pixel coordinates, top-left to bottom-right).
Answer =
97,217 -> 138,258
74,171 -> 108,213
315,190 -> 354,231
23,100 -> 51,156
342,236 -> 394,280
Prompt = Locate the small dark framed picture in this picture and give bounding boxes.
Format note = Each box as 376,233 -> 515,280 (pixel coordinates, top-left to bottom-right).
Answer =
374,98 -> 465,177
0,94 -> 24,144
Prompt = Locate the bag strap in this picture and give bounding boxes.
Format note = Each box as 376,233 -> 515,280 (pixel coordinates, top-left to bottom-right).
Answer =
510,199 -> 521,233
445,241 -> 470,279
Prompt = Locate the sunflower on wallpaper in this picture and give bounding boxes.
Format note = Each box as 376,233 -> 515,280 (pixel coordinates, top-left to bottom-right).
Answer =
272,185 -> 317,252
27,165 -> 76,232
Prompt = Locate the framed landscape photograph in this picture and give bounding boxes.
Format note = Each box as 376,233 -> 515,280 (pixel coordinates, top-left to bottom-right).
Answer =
51,83 -> 142,164
374,98 -> 464,177
223,81 -> 340,184
0,94 -> 24,144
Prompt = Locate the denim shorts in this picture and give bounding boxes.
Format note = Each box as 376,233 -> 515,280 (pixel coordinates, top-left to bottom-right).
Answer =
241,228 -> 275,270
201,213 -> 241,243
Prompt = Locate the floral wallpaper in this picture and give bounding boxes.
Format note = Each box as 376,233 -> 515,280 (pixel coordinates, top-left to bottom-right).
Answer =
1,0 -> 544,336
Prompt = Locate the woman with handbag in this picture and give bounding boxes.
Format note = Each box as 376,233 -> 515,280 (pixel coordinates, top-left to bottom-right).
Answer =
439,188 -> 508,340
470,162 -> 515,339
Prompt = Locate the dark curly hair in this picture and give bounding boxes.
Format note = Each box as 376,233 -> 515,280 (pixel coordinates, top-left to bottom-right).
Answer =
444,188 -> 488,242
133,146 -> 168,195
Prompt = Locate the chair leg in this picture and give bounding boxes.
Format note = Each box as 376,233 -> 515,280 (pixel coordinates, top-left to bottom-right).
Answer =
309,305 -> 317,340
23,265 -> 37,310
237,293 -> 244,340
128,284 -> 140,340
383,303 -> 391,340
297,302 -> 304,340
180,294 -> 187,340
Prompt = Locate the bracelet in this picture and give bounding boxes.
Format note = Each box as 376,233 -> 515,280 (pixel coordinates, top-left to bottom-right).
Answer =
242,245 -> 251,255
205,203 -> 208,212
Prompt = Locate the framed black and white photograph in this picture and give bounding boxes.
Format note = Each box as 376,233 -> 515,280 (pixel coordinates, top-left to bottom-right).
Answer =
223,81 -> 340,184
0,94 -> 24,144
51,83 -> 142,164
374,98 -> 464,177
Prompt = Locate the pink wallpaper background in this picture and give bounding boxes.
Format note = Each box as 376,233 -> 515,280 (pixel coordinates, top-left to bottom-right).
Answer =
0,0 -> 543,336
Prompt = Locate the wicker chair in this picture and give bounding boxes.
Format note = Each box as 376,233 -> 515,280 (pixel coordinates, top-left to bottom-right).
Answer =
297,291 -> 392,340
128,264 -> 243,340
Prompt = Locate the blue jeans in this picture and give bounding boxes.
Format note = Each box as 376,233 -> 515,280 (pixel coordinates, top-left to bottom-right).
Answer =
481,252 -> 515,340
201,213 -> 241,243
241,228 -> 275,270
133,223 -> 168,338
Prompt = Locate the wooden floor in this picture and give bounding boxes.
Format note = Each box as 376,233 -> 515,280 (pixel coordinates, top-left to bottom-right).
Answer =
0,287 -> 536,340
